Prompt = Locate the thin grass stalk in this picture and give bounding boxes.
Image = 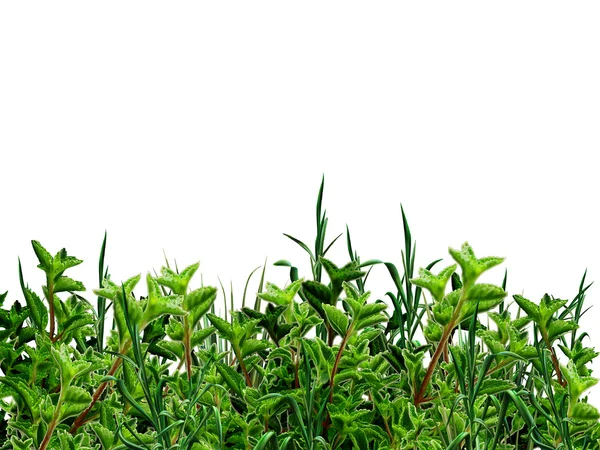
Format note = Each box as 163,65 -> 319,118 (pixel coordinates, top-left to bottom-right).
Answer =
97,231 -> 108,352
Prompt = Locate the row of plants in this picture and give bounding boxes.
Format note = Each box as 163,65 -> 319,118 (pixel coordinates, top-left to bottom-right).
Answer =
0,177 -> 599,449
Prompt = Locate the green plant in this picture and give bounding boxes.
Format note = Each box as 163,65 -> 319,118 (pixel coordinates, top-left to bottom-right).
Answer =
0,178 -> 598,449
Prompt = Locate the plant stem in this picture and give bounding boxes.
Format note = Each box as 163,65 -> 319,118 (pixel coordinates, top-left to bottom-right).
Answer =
70,340 -> 131,434
183,316 -> 193,382
414,322 -> 454,407
40,388 -> 65,450
47,280 -> 55,341
542,334 -> 565,387
328,334 -> 349,404
235,349 -> 253,387
323,330 -> 351,433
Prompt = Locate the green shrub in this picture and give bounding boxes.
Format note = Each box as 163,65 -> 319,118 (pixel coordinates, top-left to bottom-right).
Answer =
1,177 -> 598,449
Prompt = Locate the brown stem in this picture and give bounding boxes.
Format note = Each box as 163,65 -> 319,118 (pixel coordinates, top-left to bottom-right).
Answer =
40,416 -> 58,450
323,330 -> 351,432
328,335 -> 349,403
183,317 -> 193,382
383,416 -> 394,445
543,334 -> 566,387
236,349 -> 253,387
70,341 -> 130,434
414,322 -> 455,407
40,385 -> 66,450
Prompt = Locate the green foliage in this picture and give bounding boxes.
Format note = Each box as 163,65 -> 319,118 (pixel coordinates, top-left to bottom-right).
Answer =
0,179 -> 598,450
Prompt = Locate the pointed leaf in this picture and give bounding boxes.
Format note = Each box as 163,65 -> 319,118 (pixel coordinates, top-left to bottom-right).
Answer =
449,242 -> 504,286
409,264 -> 456,302
186,286 -> 218,329
323,304 -> 348,337
156,262 -> 199,295
548,319 -> 578,342
476,379 -> 517,396
32,240 -> 53,273
569,402 -> 600,421
215,361 -> 245,397
207,313 -> 233,341
513,295 -> 540,321
54,276 -> 86,293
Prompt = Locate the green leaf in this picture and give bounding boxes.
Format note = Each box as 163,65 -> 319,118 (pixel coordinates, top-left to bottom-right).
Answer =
207,313 -> 233,341
562,361 -> 599,403
349,428 -> 368,449
31,240 -> 53,274
18,259 -> 49,332
54,276 -> 86,293
466,283 -> 506,303
190,327 -> 216,347
256,279 -> 303,306
476,379 -> 516,396
302,281 -> 332,320
52,249 -> 83,279
569,402 -> 600,421
539,294 -> 567,325
323,304 -> 349,337
409,264 -> 457,302
448,242 -> 504,286
91,423 -> 116,450
63,385 -> 92,405
547,319 -> 578,342
184,286 -> 218,329
166,318 -> 185,341
512,295 -> 540,321
241,339 -> 270,358
10,437 -> 35,450
320,257 -> 366,302
462,284 -> 507,316
155,261 -> 200,295
215,361 -> 245,397
432,300 -> 453,326
423,321 -> 443,342
142,274 -> 186,325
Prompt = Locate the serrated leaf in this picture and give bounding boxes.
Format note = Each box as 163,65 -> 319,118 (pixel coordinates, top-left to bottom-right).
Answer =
142,274 -> 187,325
241,339 -> 270,358
323,304 -> 349,337
54,276 -> 86,293
409,264 -> 457,302
539,294 -> 568,324
302,281 -> 331,320
548,319 -> 578,342
448,242 -> 504,286
191,327 -> 216,347
166,318 -> 184,340
513,295 -> 540,321
155,262 -> 200,295
63,385 -> 92,404
60,313 -> 94,335
462,284 -> 507,316
207,313 -> 233,341
569,402 -> 600,421
186,286 -> 218,329
91,423 -> 116,450
215,361 -> 245,397
10,436 -> 34,450
476,379 -> 516,396
158,341 -> 184,360
349,428 -> 368,449
31,240 -> 53,273
466,284 -> 507,303
257,279 -> 303,306
320,257 -> 366,302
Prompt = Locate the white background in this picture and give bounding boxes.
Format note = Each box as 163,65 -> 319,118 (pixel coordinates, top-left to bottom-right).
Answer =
1,2 -> 599,401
